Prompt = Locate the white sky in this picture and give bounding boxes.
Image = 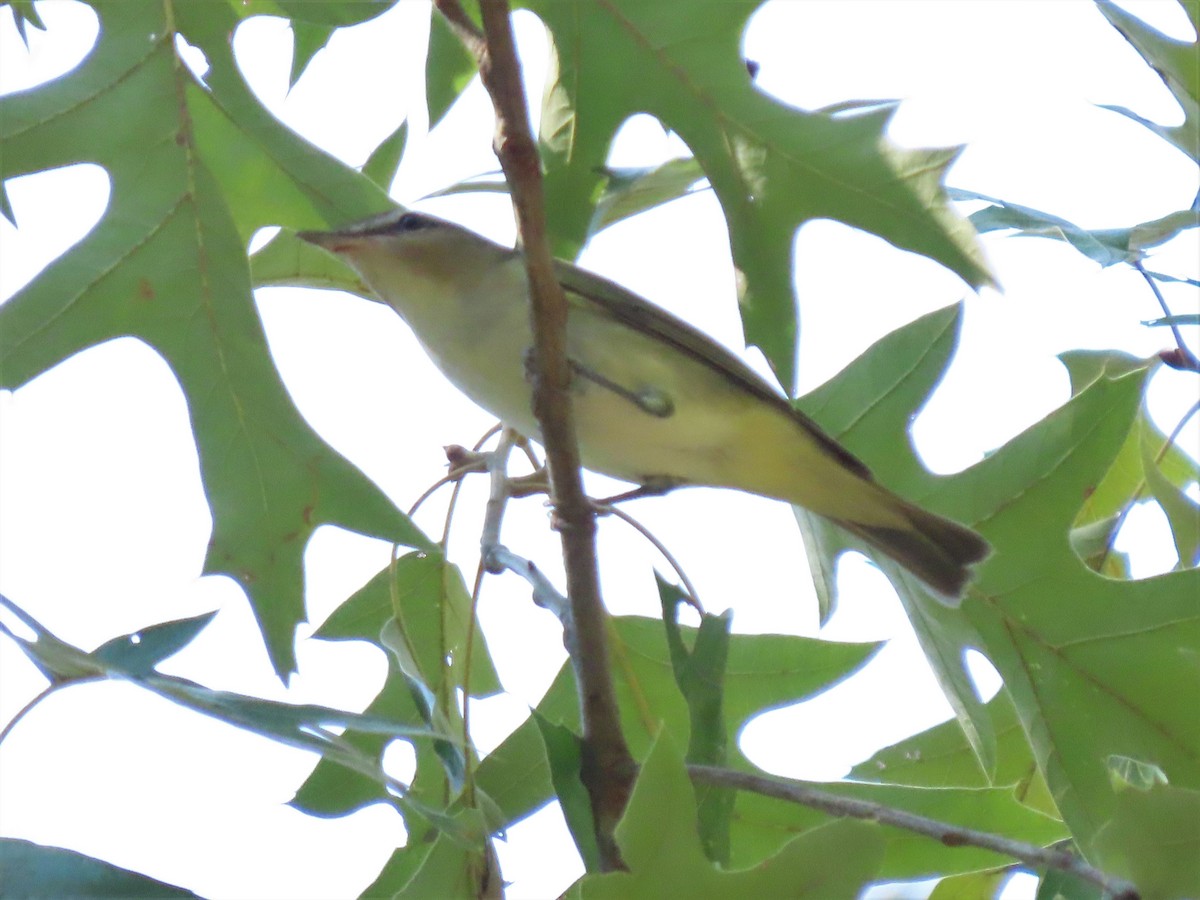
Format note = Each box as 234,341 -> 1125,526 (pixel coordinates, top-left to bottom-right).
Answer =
1,2 -> 1197,898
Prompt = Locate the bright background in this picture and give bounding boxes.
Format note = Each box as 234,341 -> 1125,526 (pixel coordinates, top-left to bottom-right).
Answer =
1,2 -> 1196,898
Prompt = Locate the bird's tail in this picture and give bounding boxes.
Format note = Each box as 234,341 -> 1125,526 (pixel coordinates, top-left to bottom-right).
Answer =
833,496 -> 990,600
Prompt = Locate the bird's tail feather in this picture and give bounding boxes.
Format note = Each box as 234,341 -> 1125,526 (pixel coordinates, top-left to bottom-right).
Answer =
834,500 -> 990,600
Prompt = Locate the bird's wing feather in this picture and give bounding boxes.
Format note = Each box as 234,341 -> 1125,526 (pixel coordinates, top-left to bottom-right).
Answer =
552,259 -> 873,480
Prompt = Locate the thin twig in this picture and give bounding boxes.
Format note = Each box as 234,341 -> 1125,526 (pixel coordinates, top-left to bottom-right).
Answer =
0,682 -> 60,746
687,765 -> 1141,900
461,0 -> 635,869
475,433 -> 570,631
462,558 -> 487,805
486,545 -> 570,619
1135,258 -> 1198,371
480,429 -> 518,566
407,424 -> 503,521
432,0 -> 485,57
595,503 -> 705,613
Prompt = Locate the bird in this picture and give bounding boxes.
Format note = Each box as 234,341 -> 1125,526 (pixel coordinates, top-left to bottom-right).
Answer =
298,209 -> 989,597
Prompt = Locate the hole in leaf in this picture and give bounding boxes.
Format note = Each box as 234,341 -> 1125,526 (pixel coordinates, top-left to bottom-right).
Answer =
962,648 -> 1001,702
382,738 -> 416,785
1112,500 -> 1178,578
174,34 -> 210,86
1107,754 -> 1169,790
248,225 -> 280,255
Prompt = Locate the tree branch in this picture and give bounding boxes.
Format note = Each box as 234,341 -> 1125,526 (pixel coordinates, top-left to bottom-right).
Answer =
435,0 -> 636,869
688,765 -> 1141,900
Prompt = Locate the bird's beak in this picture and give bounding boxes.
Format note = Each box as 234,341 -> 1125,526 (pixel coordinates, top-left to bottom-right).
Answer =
297,229 -> 359,254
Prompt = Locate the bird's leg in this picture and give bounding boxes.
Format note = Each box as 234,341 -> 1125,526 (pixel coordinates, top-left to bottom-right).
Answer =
591,477 -> 681,510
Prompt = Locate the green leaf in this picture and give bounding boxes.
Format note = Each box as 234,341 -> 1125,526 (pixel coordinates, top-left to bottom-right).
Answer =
537,615 -> 878,763
1092,783 -> 1200,897
296,559 -> 500,818
92,610 -> 217,676
929,868 -> 1010,900
5,0 -> 46,48
958,377 -> 1200,866
393,814 -> 498,900
143,675 -> 450,745
0,838 -> 197,898
0,594 -> 108,683
1059,352 -> 1198,562
362,119 -> 409,190
368,553 -> 503,701
288,20 -> 334,88
791,301 -> 1200,879
953,190 -> 1199,266
658,578 -> 734,866
522,0 -> 992,390
0,0 -> 430,676
796,303 -> 1000,772
589,159 -> 707,235
1141,419 -> 1200,567
426,6 -> 479,128
576,732 -> 885,899
1058,349 -> 1152,394
850,691 -> 1060,821
1095,0 -> 1200,161
0,594 -> 466,842
290,658 -> 426,817
534,712 -> 602,873
273,2 -> 392,88
360,844 -> 435,900
659,589 -> 730,768
473,715 -> 554,827
1035,867 -> 1105,900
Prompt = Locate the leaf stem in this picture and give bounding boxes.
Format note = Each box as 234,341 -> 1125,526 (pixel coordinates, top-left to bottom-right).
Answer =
1135,259 -> 1198,371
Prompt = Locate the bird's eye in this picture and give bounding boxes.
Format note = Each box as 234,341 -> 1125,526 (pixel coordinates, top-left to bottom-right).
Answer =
356,212 -> 436,237
393,213 -> 434,233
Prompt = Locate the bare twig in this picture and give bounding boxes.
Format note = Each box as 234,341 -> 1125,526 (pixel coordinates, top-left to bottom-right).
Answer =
688,765 -> 1141,900
480,429 -> 519,565
1135,259 -> 1198,372
486,545 -> 570,619
432,0 -> 485,58
0,682 -> 60,746
432,0 -> 635,869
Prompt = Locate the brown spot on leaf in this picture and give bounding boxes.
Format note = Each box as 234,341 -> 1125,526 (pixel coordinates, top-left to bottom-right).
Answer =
138,278 -> 156,301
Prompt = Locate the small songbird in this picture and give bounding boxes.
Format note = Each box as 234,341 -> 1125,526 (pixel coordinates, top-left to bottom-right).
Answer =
298,210 -> 989,597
